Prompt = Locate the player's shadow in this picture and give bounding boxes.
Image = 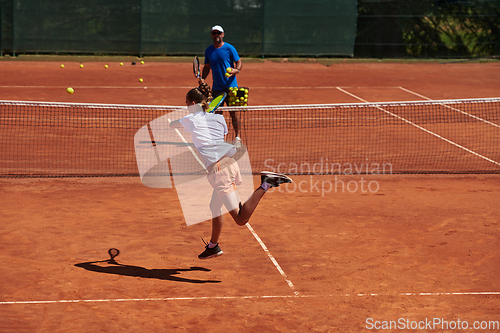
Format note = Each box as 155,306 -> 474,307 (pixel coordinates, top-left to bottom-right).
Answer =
74,258 -> 221,284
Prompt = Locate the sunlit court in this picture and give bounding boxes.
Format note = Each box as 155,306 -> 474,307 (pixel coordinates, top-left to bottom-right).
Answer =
1,57 -> 499,331
1,1 -> 500,330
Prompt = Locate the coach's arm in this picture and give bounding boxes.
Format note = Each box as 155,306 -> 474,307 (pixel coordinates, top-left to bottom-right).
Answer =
201,63 -> 211,81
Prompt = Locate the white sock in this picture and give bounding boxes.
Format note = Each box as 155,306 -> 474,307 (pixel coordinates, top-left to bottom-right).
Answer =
208,241 -> 217,248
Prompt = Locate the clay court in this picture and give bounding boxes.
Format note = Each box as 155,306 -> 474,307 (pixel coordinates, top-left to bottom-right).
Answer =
1,59 -> 500,332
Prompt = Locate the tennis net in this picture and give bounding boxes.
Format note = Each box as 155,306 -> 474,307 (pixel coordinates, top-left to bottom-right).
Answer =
1,98 -> 499,178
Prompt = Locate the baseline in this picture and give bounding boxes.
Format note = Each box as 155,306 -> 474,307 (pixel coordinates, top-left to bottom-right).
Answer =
2,291 -> 500,305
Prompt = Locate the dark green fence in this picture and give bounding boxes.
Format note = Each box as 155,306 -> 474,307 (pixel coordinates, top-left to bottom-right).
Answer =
0,0 -> 498,58
0,0 -> 357,57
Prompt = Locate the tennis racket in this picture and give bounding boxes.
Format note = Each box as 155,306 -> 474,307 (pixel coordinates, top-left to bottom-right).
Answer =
206,92 -> 227,113
193,56 -> 200,79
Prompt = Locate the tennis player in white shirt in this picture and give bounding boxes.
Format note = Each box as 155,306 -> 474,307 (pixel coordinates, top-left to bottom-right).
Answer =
169,83 -> 292,259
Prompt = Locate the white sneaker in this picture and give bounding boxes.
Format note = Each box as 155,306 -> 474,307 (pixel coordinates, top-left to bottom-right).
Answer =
234,136 -> 242,148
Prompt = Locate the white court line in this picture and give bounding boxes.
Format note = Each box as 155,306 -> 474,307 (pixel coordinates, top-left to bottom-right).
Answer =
239,86 -> 402,90
246,223 -> 298,295
1,291 -> 499,305
166,119 -> 296,294
3,97 -> 498,110
398,87 -> 500,129
0,85 -> 192,89
0,85 -> 400,90
336,87 -> 500,167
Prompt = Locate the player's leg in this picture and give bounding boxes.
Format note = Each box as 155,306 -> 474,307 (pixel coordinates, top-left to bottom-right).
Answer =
223,172 -> 293,226
207,157 -> 293,225
199,190 -> 225,260
210,215 -> 223,245
206,169 -> 255,227
201,170 -> 292,259
226,187 -> 265,226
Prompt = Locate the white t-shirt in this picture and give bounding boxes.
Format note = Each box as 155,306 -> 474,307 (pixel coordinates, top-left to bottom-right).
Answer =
179,104 -> 236,168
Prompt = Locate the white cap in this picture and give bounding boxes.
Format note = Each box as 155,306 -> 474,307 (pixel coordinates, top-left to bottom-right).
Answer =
211,25 -> 224,33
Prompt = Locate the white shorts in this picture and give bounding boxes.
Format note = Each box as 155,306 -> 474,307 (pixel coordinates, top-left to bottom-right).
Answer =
207,157 -> 243,216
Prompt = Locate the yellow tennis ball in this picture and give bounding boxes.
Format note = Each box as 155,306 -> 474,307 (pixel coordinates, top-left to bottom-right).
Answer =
139,78 -> 143,82
61,64 -> 64,68
140,60 -> 144,65
225,73 -> 230,77
105,65 -> 108,68
120,62 -> 124,66
226,67 -> 232,73
67,87 -> 74,94
80,64 -> 84,68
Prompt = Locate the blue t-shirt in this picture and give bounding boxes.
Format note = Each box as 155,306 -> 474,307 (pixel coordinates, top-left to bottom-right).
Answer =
204,42 -> 240,91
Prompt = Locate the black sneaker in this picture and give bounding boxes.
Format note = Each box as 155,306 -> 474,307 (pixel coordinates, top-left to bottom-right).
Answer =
198,244 -> 223,260
260,171 -> 293,188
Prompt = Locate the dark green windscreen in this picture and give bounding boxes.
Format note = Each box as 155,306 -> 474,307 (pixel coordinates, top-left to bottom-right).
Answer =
0,0 -> 357,56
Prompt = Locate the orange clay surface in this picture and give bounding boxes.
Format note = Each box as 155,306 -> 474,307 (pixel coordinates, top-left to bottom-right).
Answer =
0,59 -> 499,332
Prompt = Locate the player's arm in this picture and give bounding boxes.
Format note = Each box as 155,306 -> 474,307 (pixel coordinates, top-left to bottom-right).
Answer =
169,119 -> 183,129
